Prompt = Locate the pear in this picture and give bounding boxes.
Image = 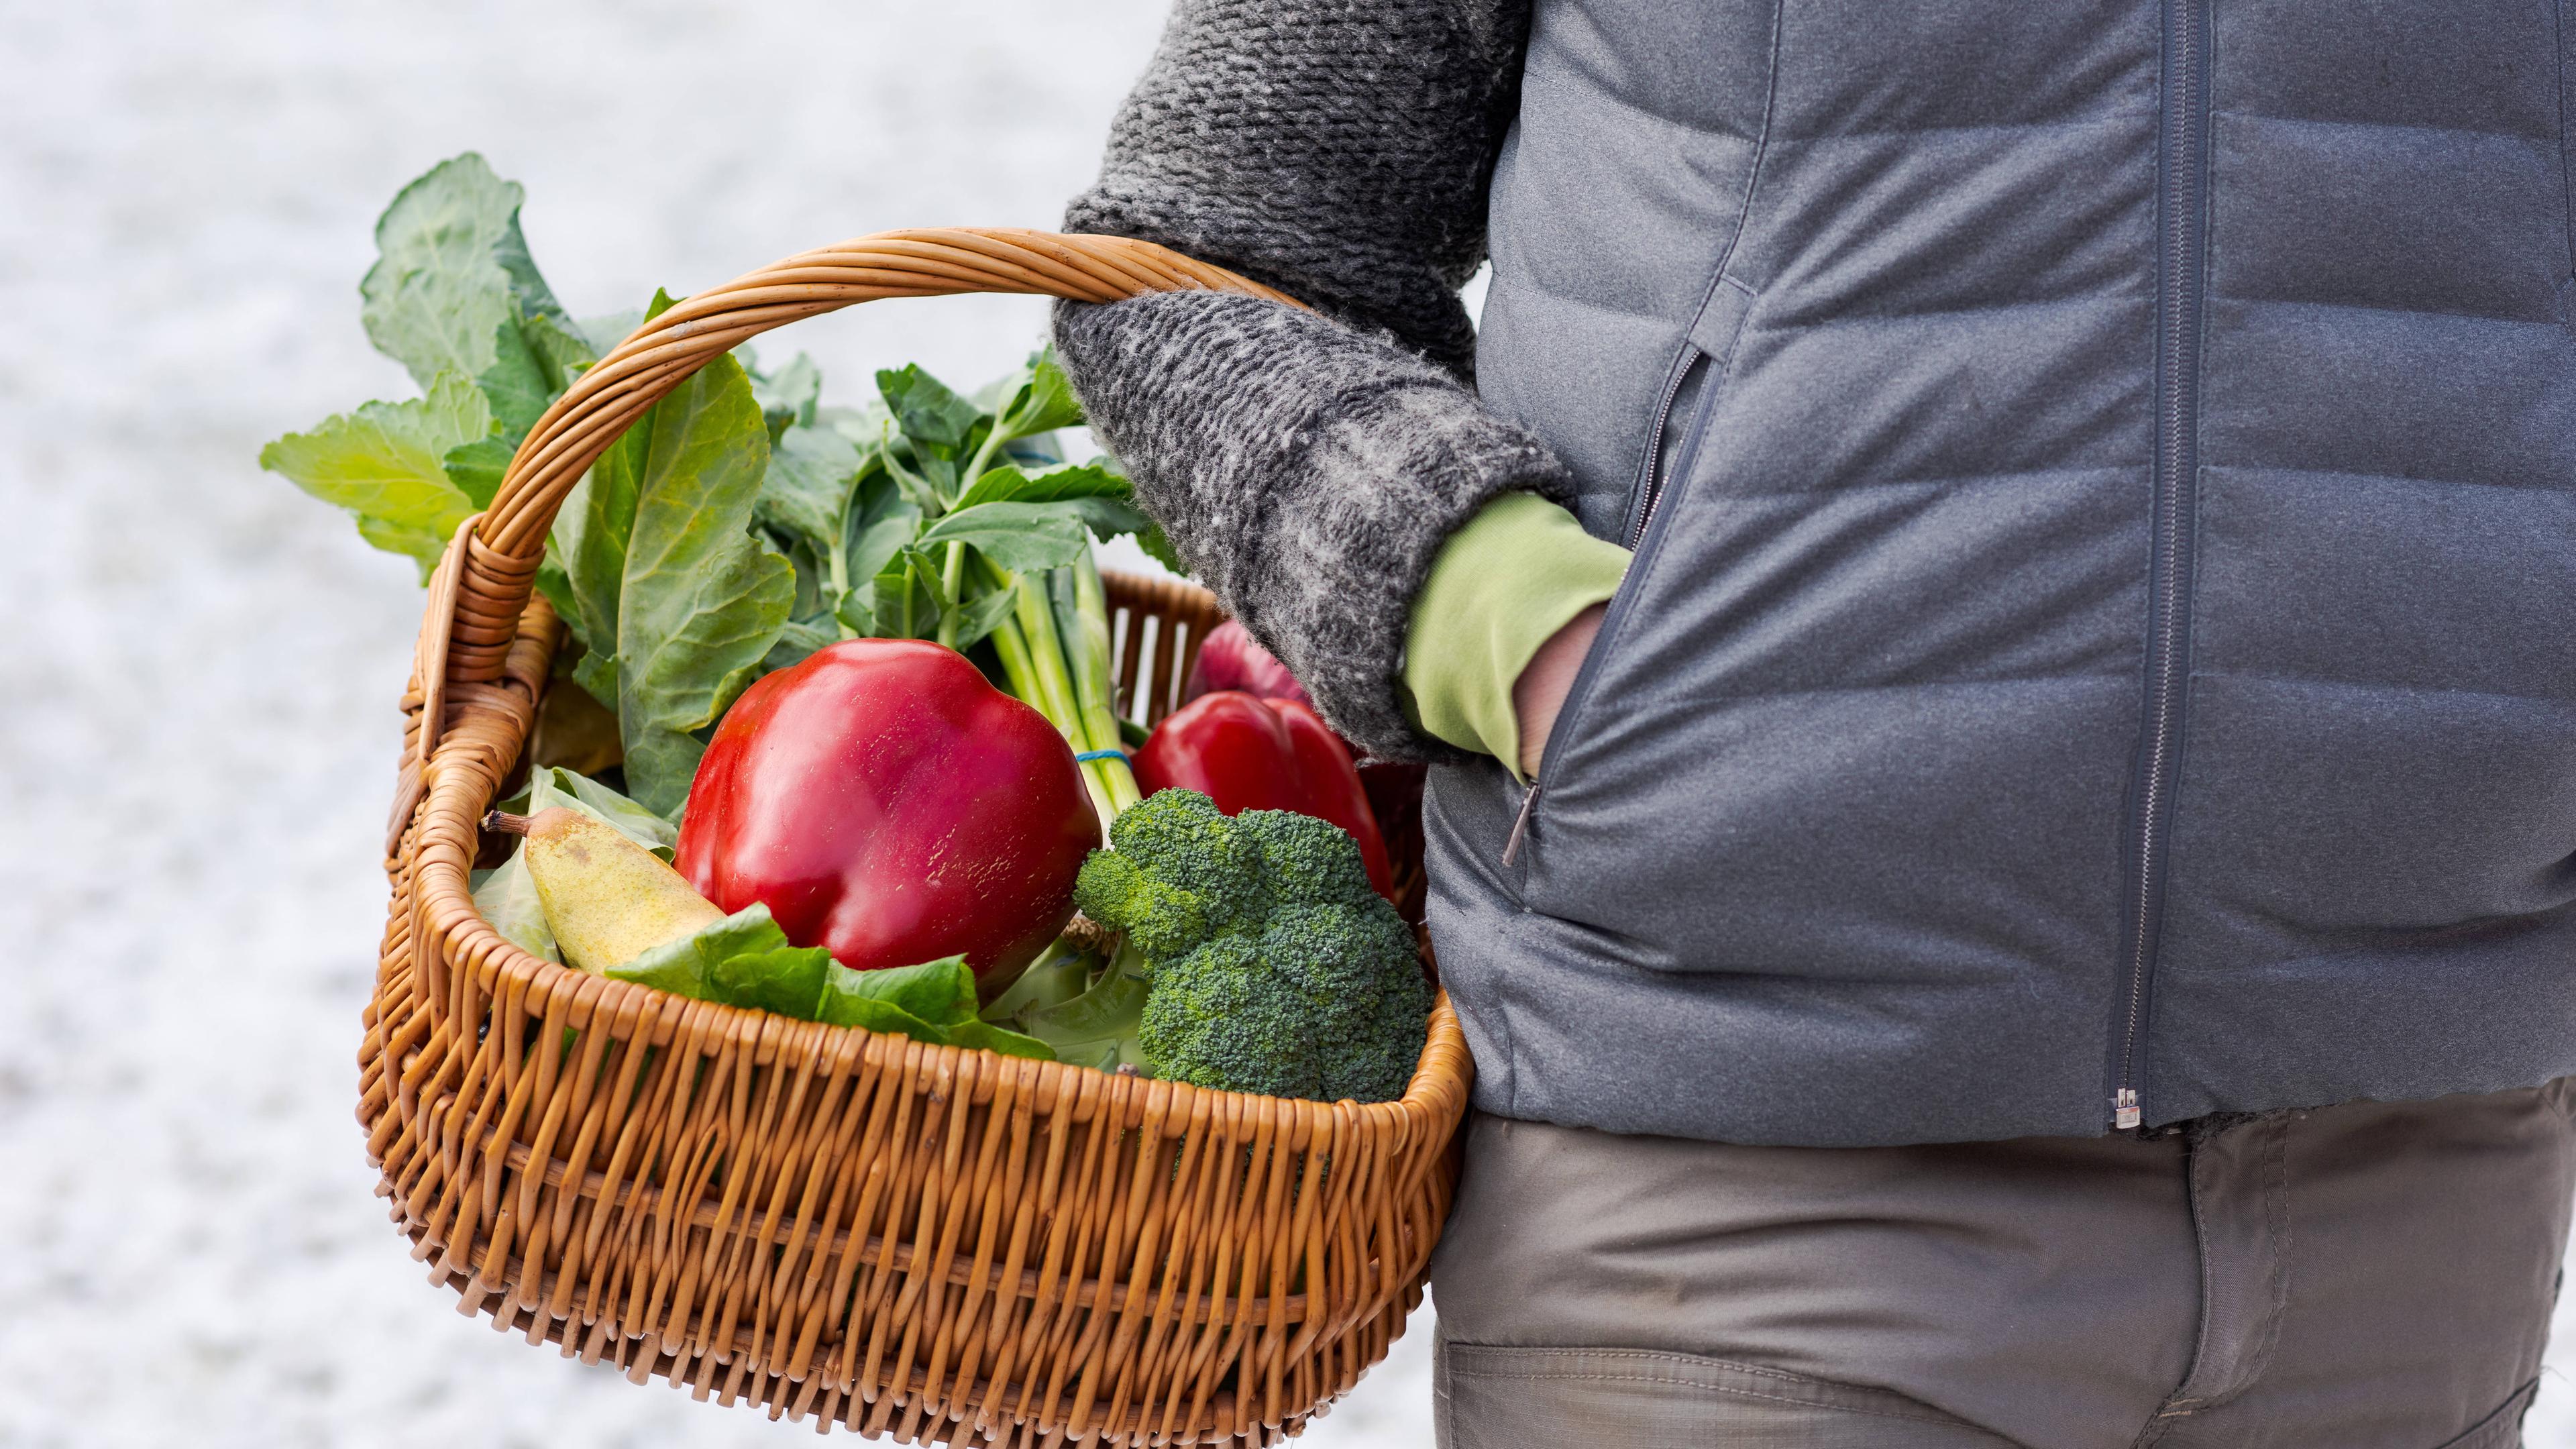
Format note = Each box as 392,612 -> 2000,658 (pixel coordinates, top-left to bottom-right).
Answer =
483,807 -> 724,973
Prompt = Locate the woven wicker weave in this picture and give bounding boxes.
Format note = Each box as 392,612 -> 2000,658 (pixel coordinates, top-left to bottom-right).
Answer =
358,230 -> 1472,1446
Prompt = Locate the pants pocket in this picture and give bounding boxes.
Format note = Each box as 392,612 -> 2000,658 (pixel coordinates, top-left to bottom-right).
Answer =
2428,1377 -> 2538,1449
1434,1341 -> 2021,1449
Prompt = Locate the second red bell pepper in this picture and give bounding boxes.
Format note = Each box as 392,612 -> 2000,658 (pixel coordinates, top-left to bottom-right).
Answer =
1132,689 -> 1395,900
1180,621 -> 1427,920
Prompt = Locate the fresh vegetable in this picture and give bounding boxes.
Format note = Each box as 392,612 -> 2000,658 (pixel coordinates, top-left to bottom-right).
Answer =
810,955 -> 1054,1059
1134,691 -> 1395,900
1073,790 -> 1430,1103
540,288 -> 792,818
1181,621 -> 1429,922
483,808 -> 722,973
612,933 -> 1052,1060
1183,619 -> 1307,706
477,796 -> 1052,1059
676,638 -> 1098,988
607,902 -> 839,1016
263,153 -> 1178,825
972,934 -> 1156,1073
281,156 -> 1463,1086
780,382 -> 1165,830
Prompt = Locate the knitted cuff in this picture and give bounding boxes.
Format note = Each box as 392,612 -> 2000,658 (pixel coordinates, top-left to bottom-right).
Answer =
1054,289 -> 1576,761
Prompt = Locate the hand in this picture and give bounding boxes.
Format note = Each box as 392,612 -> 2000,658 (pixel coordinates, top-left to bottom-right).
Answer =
1512,602 -> 1607,780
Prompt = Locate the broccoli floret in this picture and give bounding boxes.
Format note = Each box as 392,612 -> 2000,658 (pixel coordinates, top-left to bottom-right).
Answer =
1097,790 -> 1430,1104
1263,902 -> 1421,1012
1139,933 -> 1325,1101
1073,850 -> 1212,959
1089,788 -> 1271,934
1233,809 -> 1376,908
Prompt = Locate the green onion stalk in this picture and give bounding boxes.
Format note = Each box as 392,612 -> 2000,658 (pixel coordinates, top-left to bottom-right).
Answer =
967,549 -> 1141,832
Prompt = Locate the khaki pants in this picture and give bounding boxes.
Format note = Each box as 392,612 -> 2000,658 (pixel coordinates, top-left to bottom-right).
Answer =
1429,1084 -> 2576,1448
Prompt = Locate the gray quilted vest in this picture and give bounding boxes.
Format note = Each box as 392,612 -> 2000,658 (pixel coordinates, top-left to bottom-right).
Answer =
1433,0 -> 2576,1144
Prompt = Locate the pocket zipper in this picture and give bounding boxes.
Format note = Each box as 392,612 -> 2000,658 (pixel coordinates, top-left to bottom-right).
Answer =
1503,347 -> 1711,865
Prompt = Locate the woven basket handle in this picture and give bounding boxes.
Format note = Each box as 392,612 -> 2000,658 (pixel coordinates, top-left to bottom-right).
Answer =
467,229 -> 1289,667
389,229 -> 1293,851
482,230 -> 1291,559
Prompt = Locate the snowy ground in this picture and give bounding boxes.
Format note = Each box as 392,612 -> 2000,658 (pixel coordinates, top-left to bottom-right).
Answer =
0,3 -> 2569,1446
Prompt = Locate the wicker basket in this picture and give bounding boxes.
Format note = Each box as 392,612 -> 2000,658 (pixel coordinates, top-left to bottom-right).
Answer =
357,230 -> 1472,1446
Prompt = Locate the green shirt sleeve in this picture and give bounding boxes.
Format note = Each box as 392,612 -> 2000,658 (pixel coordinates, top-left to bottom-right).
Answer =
1400,492 -> 1631,780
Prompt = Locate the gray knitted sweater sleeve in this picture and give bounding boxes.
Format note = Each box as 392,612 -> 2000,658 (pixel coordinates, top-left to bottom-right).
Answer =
1055,0 -> 1576,762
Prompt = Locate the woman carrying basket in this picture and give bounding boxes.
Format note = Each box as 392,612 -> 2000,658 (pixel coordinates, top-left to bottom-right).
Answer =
1051,1 -> 2576,1444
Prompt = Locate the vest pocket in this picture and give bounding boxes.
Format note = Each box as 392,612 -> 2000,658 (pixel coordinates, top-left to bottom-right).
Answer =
1505,278 -> 1760,871
1620,346 -> 1711,547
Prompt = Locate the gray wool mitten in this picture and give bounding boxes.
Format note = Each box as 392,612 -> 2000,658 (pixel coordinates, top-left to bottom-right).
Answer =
1053,0 -> 1575,762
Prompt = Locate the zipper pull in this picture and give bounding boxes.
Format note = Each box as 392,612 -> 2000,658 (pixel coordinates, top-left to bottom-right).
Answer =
2112,1087 -> 2141,1131
1501,781 -> 1541,865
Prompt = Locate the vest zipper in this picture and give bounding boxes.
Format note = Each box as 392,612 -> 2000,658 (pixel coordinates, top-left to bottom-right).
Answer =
1503,347 -> 1708,865
1622,347 -> 1707,551
2112,0 -> 2212,1132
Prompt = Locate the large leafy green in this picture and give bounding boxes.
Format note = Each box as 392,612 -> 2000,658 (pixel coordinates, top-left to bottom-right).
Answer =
816,956 -> 1053,1058
1006,958 -> 1151,1073
751,351 -> 823,439
613,364 -> 790,814
549,292 -> 792,818
914,502 -> 1093,574
608,903 -> 832,1004
438,435 -> 516,510
605,916 -> 1052,1059
270,155 -> 600,581
755,423 -> 865,553
545,765 -> 680,855
258,371 -> 495,580
954,462 -> 1159,545
876,364 -> 983,453
868,547 -> 953,641
843,471 -> 926,602
480,312 -> 595,443
751,427 -> 930,672
952,461 -> 1128,511
359,152 -> 590,442
937,582 -> 1021,651
816,955 -> 977,1034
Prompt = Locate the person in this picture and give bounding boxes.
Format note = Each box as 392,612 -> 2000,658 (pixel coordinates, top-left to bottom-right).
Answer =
1051,3 -> 2576,1444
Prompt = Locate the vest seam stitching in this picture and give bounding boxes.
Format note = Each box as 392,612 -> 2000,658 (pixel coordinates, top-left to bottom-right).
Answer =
1711,0 -> 1788,294
1622,0 -> 1787,505
2556,0 -> 2575,282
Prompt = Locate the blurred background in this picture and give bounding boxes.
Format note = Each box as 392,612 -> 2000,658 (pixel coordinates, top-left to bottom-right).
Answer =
0,2 -> 2565,1446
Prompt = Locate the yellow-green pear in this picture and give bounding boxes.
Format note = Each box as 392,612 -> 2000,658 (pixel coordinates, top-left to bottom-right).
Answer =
484,808 -> 724,973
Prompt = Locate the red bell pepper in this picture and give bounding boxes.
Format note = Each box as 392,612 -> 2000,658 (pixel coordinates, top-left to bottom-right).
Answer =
1133,689 -> 1396,900
675,639 -> 1099,987
1181,621 -> 1426,918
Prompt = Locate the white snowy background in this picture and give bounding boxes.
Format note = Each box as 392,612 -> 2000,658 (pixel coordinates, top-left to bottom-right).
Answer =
0,3 -> 2566,1446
